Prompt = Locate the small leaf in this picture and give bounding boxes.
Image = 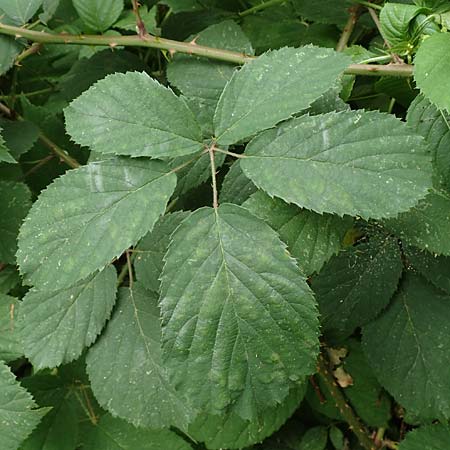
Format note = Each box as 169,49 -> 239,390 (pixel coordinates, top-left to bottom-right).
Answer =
72,0 -> 124,31
86,284 -> 193,429
0,36 -> 22,77
65,72 -> 203,158
160,204 -> 319,420
188,385 -> 306,449
363,273 -> 450,420
19,266 -> 117,370
414,32 -> 450,113
0,0 -> 43,24
213,46 -> 351,145
0,180 -> 32,265
399,423 -> 450,450
0,127 -> 16,164
244,191 -> 352,275
311,233 -> 403,342
83,414 -> 193,450
0,119 -> 40,159
298,426 -> 328,450
241,110 -> 432,219
0,361 -> 48,450
135,212 -> 190,293
0,294 -> 22,362
17,158 -> 176,289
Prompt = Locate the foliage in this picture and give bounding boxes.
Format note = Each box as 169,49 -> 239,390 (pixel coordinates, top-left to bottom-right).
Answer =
0,0 -> 450,449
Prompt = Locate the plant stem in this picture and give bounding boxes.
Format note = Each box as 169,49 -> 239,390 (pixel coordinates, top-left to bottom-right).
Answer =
0,87 -> 55,100
131,0 -> 148,38
238,0 -> 286,17
351,0 -> 382,10
214,147 -> 246,159
336,6 -> 361,52
209,145 -> 218,209
316,351 -> 376,450
15,42 -> 42,64
0,22 -> 414,77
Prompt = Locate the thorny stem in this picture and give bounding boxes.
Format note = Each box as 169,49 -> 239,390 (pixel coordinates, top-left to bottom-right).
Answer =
131,0 -> 148,38
0,22 -> 414,77
317,351 -> 376,450
238,0 -> 286,17
15,42 -> 42,64
208,144 -> 219,209
336,6 -> 362,52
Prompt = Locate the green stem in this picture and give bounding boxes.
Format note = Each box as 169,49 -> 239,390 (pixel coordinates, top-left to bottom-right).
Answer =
351,0 -> 382,10
336,6 -> 361,52
316,352 -> 376,450
0,87 -> 55,100
0,22 -> 414,77
238,0 -> 286,17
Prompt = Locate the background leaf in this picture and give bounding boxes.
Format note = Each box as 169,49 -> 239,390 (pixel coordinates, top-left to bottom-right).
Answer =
72,0 -> 124,32
0,0 -> 43,24
17,158 -> 176,289
0,294 -> 22,363
399,423 -> 450,450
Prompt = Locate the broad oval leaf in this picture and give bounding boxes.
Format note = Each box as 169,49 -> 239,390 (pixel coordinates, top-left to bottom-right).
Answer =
86,284 -> 193,430
399,424 -> 450,450
414,32 -> 450,113
0,361 -> 48,450
244,191 -> 352,275
84,414 -> 193,450
363,273 -> 450,420
64,72 -> 203,159
160,204 -> 319,420
241,110 -> 432,219
189,384 -> 306,449
72,0 -> 124,32
17,158 -> 176,290
19,266 -> 117,370
213,46 -> 351,145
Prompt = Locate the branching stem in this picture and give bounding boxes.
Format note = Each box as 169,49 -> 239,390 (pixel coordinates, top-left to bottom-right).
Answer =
0,22 -> 414,77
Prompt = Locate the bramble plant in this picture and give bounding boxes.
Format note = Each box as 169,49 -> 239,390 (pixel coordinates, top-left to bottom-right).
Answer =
1,0 -> 450,449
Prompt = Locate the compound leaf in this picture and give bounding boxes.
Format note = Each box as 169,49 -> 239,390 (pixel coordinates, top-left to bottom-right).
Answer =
213,46 -> 351,145
17,158 -> 176,290
160,204 -> 319,420
0,361 -> 48,450
86,284 -> 193,430
363,273 -> 450,420
414,32 -> 450,113
65,72 -> 203,158
241,110 -> 432,219
19,265 -> 117,370
244,191 -> 352,275
72,0 -> 124,31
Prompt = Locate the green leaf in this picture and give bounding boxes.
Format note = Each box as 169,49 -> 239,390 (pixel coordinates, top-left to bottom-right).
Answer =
0,361 -> 48,450
84,413 -> 193,450
86,284 -> 193,429
385,188 -> 450,255
0,294 -> 22,362
17,158 -> 176,290
241,110 -> 432,219
213,46 -> 351,145
0,36 -> 22,76
0,266 -> 21,295
363,273 -> 450,420
219,160 -> 257,205
19,265 -> 117,370
160,204 -> 319,420
399,423 -> 450,450
167,20 -> 253,137
39,0 -> 60,23
0,119 -> 40,159
135,212 -> 190,293
407,94 -> 450,190
72,0 -> 124,31
189,385 -> 306,449
113,6 -> 156,33
380,3 -> 421,48
297,426 -> 328,450
243,191 -> 352,275
329,426 -> 345,450
0,128 -> 16,164
311,233 -> 403,342
0,180 -> 32,265
0,0 -> 43,24
414,32 -> 450,113
293,0 -> 354,26
65,72 -> 203,158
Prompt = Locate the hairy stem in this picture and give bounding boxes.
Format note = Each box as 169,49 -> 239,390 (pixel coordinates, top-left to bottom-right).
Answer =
336,6 -> 362,52
239,0 -> 286,17
316,351 -> 376,450
0,22 -> 414,77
